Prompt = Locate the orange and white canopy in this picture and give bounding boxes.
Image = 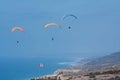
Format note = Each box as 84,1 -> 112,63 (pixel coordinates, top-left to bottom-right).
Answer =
11,26 -> 25,32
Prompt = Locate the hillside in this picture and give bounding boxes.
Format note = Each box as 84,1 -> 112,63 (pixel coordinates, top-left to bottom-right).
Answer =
81,52 -> 120,71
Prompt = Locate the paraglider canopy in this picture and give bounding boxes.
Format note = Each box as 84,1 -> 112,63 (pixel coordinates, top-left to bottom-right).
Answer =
62,14 -> 77,20
39,63 -> 44,67
44,23 -> 61,28
11,26 -> 25,32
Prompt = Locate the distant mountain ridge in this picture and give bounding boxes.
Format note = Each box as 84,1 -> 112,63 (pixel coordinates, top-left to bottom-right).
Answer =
79,52 -> 120,71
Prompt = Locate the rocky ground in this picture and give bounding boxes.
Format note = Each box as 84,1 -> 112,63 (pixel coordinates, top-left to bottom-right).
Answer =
31,66 -> 120,80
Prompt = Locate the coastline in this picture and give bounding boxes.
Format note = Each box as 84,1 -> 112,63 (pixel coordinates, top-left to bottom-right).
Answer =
31,52 -> 120,80
31,66 -> 120,80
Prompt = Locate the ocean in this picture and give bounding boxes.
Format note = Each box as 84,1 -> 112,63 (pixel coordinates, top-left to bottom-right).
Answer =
0,56 -> 80,80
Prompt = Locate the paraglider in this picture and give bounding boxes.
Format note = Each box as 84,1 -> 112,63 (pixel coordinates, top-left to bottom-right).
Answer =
11,26 -> 25,32
44,23 -> 61,28
44,23 -> 61,41
39,63 -> 44,67
62,14 -> 77,20
62,14 -> 77,30
11,26 -> 24,43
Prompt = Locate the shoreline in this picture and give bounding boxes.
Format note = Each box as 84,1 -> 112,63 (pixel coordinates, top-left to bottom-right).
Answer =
31,66 -> 120,80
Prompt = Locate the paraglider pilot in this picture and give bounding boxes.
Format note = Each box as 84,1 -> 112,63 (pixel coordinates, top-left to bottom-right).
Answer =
17,41 -> 19,43
52,37 -> 54,40
68,26 -> 71,29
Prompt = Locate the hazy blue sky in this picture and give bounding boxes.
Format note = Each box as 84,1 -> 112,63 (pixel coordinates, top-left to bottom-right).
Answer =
0,0 -> 120,57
